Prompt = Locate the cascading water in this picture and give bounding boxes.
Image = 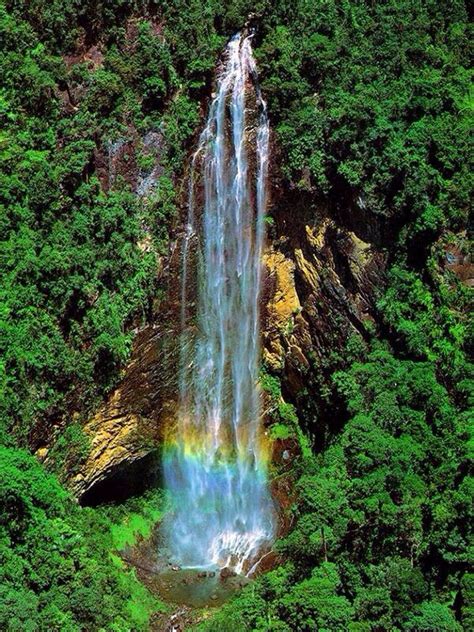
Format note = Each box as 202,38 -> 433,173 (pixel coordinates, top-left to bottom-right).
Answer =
163,32 -> 275,575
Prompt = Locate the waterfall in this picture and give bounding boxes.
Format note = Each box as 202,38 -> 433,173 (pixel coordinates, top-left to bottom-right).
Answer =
163,32 -> 275,575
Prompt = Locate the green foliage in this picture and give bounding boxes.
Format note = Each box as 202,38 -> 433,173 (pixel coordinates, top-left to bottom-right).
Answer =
277,563 -> 354,631
257,0 -> 471,234
104,490 -> 167,550
378,265 -> 468,375
47,423 -> 90,477
405,601 -> 462,631
0,6 -> 163,440
269,423 -> 291,440
0,1 -> 471,630
261,368 -> 311,457
0,446 -> 162,630
204,344 -> 470,630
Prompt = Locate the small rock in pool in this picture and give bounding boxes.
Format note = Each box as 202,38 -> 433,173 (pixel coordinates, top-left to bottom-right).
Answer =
208,571 -> 216,577
171,565 -> 181,571
197,571 -> 207,578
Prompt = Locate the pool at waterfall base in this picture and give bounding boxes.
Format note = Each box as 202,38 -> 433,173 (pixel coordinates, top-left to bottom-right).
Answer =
121,520 -> 276,611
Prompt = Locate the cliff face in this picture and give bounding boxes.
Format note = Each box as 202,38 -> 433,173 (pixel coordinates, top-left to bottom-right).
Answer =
33,89 -> 183,501
47,31 -> 393,499
62,215 -> 184,503
64,194 -> 388,505
69,325 -> 178,503
261,181 -> 388,439
43,107 -> 390,501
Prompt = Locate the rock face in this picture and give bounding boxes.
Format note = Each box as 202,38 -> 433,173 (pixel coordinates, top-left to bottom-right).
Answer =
53,28 -> 178,501
439,233 -> 474,287
64,189 -> 388,502
61,210 -> 182,504
70,324 -> 179,504
262,250 -> 301,372
262,189 -> 388,437
58,123 -> 176,501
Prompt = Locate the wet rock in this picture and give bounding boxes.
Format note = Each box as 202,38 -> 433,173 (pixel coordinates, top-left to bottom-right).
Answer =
172,565 -> 181,572
197,571 -> 207,578
220,567 -> 237,580
441,238 -> 474,286
136,130 -> 165,198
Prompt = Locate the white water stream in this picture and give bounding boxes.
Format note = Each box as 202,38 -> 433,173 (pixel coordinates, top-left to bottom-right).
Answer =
163,33 -> 275,575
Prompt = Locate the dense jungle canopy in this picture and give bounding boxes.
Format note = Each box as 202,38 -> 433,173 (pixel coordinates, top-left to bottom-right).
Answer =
0,1 -> 472,630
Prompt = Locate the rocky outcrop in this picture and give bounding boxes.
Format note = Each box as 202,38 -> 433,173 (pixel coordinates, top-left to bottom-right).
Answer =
68,324 -> 179,503
262,250 -> 302,372
262,191 -> 387,436
437,232 -> 474,287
